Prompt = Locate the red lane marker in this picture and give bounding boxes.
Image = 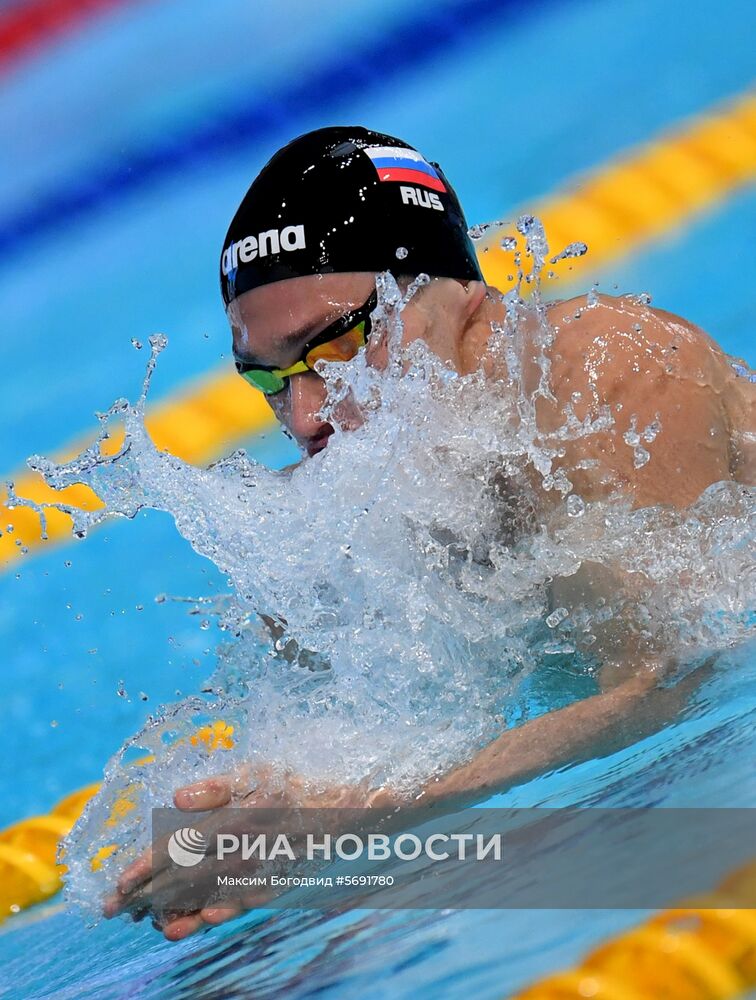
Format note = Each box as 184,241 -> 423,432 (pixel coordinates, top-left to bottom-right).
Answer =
0,0 -> 144,72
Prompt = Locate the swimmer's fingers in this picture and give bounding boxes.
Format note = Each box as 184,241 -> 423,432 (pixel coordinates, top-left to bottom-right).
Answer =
141,901 -> 243,941
174,764 -> 259,811
174,776 -> 234,811
103,849 -> 156,918
122,838 -> 257,918
161,911 -> 206,942
111,795 -> 249,915
151,889 -> 273,941
107,825 -> 184,913
199,902 -> 243,926
103,889 -> 127,919
110,813 -> 195,904
115,847 -> 153,896
160,901 -> 245,941
166,895 -> 266,940
106,875 -> 155,918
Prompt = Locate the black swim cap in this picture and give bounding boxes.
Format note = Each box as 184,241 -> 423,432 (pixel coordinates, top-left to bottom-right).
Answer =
220,126 -> 482,307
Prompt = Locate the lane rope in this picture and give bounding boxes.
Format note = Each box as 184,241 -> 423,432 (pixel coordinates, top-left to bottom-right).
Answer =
0,721 -> 234,921
513,895 -> 756,999
0,0 -> 554,258
476,90 -> 756,290
2,88 -> 754,572
0,0 -> 145,73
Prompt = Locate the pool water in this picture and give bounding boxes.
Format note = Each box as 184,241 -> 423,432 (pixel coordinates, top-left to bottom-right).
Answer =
1,0 -> 754,996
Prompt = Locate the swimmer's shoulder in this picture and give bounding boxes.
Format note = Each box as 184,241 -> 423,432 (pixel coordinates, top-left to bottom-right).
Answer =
545,292 -> 732,391
544,293 -> 736,505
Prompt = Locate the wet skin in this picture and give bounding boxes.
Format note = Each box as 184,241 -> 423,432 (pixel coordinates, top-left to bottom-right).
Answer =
228,272 -> 753,497
110,273 -> 754,938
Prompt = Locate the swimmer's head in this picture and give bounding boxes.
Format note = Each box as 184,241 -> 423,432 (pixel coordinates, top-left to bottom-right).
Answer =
222,127 -> 485,457
219,125 -> 482,307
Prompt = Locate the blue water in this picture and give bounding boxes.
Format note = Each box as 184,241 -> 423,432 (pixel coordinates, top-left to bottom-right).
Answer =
1,0 -> 754,996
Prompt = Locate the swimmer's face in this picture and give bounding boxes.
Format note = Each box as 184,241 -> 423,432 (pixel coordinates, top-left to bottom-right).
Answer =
228,273 -> 376,456
228,272 -> 483,456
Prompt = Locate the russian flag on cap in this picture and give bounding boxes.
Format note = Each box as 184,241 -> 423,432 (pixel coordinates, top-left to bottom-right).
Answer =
364,146 -> 447,193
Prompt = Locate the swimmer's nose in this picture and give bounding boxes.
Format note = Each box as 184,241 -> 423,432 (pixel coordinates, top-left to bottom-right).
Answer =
286,372 -> 332,453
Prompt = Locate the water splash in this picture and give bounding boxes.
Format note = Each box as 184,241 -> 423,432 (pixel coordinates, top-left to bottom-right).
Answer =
13,222 -> 754,915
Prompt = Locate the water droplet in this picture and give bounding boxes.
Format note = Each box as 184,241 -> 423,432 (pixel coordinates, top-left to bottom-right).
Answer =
130,338 -> 143,350
543,468 -> 573,495
395,247 -> 408,260
566,494 -> 586,517
117,680 -> 128,698
516,215 -> 534,235
149,332 -> 168,351
542,640 -> 575,655
500,236 -> 518,251
642,419 -> 662,443
546,607 -> 569,628
550,241 -> 588,263
50,720 -> 58,728
467,223 -> 491,240
623,418 -> 640,448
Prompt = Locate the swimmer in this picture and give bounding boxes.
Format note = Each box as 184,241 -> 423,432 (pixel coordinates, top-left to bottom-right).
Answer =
107,126 -> 755,937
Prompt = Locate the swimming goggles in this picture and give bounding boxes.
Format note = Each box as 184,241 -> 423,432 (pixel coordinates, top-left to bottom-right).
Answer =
234,290 -> 377,396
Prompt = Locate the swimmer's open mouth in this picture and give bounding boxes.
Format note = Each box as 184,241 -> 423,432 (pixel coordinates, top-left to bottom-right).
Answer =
307,426 -> 334,456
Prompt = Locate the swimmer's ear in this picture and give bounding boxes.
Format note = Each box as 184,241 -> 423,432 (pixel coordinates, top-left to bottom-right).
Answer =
461,280 -> 487,318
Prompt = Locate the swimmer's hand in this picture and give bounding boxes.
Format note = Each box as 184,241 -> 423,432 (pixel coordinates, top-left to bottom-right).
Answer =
105,659 -> 708,941
103,768 -> 396,941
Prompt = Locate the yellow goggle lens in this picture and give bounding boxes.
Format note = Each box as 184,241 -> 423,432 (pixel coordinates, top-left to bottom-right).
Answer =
306,322 -> 366,365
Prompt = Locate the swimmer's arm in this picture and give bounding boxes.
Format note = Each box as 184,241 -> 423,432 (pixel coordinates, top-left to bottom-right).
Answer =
109,663 -> 697,940
419,660 -> 702,809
